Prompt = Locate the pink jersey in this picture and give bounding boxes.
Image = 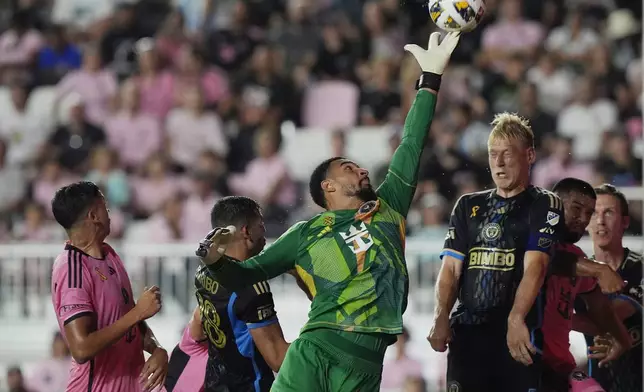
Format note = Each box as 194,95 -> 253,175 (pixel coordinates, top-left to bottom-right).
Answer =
543,243 -> 598,374
165,326 -> 208,392
51,243 -> 145,392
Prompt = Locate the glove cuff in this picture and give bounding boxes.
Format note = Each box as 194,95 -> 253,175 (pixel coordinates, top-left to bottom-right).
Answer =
415,72 -> 442,92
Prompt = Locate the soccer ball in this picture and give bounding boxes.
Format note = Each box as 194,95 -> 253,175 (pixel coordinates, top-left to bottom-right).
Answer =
427,0 -> 486,32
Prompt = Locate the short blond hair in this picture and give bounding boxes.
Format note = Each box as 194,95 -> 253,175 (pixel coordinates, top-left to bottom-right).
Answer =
489,112 -> 534,148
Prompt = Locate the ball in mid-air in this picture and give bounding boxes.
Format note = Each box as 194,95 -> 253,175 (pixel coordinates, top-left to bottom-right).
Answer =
428,0 -> 486,32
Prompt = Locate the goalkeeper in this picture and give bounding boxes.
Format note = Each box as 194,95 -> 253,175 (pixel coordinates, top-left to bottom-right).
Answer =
198,32 -> 460,391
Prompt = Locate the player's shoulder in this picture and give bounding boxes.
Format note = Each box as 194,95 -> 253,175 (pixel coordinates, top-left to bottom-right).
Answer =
625,248 -> 643,265
555,242 -> 586,257
453,189 -> 494,209
52,244 -> 93,288
528,186 -> 563,209
239,281 -> 272,298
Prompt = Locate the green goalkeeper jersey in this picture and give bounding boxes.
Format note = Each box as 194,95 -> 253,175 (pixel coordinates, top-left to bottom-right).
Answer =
208,90 -> 437,338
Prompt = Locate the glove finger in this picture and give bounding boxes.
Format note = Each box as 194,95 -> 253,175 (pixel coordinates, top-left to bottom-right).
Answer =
428,31 -> 441,49
403,44 -> 425,61
443,32 -> 461,52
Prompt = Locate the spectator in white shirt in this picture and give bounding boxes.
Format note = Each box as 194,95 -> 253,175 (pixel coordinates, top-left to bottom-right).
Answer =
166,85 -> 228,170
557,76 -> 619,160
526,52 -> 574,115
26,332 -> 71,392
0,82 -> 52,168
545,8 -> 600,63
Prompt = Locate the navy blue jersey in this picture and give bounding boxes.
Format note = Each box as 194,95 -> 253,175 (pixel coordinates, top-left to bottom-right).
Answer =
195,256 -> 278,392
441,186 -> 565,330
576,248 -> 643,392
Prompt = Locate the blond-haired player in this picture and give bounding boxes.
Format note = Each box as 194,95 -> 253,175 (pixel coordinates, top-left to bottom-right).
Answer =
430,112 -> 566,391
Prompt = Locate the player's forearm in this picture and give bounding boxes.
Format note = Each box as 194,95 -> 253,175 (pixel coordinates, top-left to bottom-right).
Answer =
71,310 -> 141,363
209,258 -> 272,291
572,314 -> 602,336
575,258 -> 610,278
388,90 -> 436,186
509,255 -> 548,321
434,261 -> 459,318
139,321 -> 162,354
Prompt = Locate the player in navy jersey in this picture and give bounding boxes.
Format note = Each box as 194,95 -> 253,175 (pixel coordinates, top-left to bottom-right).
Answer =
574,184 -> 643,392
430,113 -> 566,392
195,196 -> 299,392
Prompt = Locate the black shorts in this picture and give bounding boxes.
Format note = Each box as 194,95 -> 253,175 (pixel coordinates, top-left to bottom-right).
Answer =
540,366 -> 570,392
447,323 -> 543,392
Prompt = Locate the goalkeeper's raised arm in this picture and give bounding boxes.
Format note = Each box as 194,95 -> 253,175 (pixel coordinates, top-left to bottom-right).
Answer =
376,32 -> 460,217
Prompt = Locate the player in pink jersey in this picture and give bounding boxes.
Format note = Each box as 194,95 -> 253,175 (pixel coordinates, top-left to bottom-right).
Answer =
164,306 -> 208,392
50,181 -> 169,392
540,178 -> 630,391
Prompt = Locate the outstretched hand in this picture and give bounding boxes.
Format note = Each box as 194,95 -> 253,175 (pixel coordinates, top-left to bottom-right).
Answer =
404,31 -> 460,75
196,226 -> 237,265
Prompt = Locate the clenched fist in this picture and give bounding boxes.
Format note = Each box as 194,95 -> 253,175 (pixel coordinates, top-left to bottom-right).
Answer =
135,286 -> 162,321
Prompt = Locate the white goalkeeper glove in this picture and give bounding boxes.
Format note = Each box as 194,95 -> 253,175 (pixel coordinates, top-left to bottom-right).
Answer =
195,225 -> 237,265
404,31 -> 460,75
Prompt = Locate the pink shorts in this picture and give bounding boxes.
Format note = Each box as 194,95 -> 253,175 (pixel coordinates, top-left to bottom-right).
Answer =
569,371 -> 605,392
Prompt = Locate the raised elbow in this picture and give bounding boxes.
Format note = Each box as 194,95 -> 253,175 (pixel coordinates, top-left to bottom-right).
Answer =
69,343 -> 95,364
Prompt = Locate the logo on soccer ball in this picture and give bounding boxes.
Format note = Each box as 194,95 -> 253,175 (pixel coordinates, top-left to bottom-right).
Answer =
481,222 -> 502,242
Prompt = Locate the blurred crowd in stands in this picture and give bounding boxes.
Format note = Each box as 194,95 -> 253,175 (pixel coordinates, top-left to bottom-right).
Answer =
0,0 -> 641,246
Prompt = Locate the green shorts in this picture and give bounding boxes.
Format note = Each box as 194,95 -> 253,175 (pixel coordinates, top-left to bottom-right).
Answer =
271,329 -> 389,392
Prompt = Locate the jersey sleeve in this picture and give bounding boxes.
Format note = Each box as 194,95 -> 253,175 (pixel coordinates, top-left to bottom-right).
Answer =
376,90 -> 437,217
233,282 -> 278,330
53,257 -> 94,326
527,192 -> 565,255
208,221 -> 306,292
549,243 -> 585,277
439,195 -> 469,261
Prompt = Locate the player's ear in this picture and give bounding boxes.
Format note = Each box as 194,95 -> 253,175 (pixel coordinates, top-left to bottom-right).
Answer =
526,147 -> 536,165
321,179 -> 335,193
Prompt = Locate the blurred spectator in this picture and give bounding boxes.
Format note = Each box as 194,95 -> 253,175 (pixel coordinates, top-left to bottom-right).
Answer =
35,25 -> 82,86
173,46 -> 230,108
131,38 -> 174,119
99,3 -> 143,80
533,136 -> 594,190
181,150 -> 225,241
381,327 -> 423,390
229,128 -> 296,223
451,103 -> 489,163
47,99 -> 106,172
55,46 -> 118,126
516,82 -> 556,154
374,130 -> 400,186
104,79 -> 163,169
155,11 -> 190,68
557,76 -> 619,160
359,59 -> 400,126
126,194 -> 184,242
130,153 -> 182,218
596,131 -> 643,186
6,366 -> 32,392
0,82 -> 52,168
0,10 -> 44,84
0,139 -> 26,221
51,0 -> 115,33
413,192 -> 449,238
360,1 -> 405,63
314,22 -> 357,81
12,202 -> 64,242
545,8 -> 599,65
481,54 -> 525,114
270,0 -> 319,75
31,159 -> 79,215
85,146 -> 130,209
234,45 -> 292,127
25,332 -> 71,392
481,0 -> 544,71
526,52 -> 574,115
166,85 -> 228,170
207,1 -> 259,73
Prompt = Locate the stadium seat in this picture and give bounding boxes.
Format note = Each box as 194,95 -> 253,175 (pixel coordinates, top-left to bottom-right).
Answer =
302,80 -> 360,129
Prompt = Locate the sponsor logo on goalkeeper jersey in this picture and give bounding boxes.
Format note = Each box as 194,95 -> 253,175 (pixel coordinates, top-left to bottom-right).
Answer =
196,269 -> 220,294
339,222 -> 374,254
468,247 -> 516,271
